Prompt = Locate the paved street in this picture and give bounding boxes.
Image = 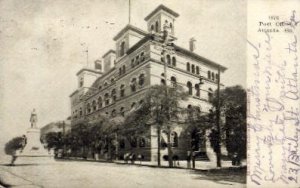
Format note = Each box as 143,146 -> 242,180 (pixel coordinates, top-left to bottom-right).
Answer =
0,160 -> 245,188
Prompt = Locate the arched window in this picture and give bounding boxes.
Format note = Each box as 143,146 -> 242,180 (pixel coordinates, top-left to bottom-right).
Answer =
120,41 -> 125,56
191,64 -> 195,73
208,88 -> 213,102
136,55 -> 140,65
104,93 -> 110,105
98,96 -> 103,108
208,71 -> 211,79
119,68 -> 122,75
166,55 -> 171,65
155,21 -> 159,32
122,65 -> 126,74
171,76 -> 177,87
139,74 -> 145,86
140,52 -> 145,62
212,72 -> 215,81
87,103 -> 91,114
98,85 -> 102,90
170,23 -> 173,29
92,100 -> 97,111
216,73 -> 219,81
104,81 -> 108,87
130,78 -> 137,92
111,109 -> 116,117
187,82 -> 193,95
120,84 -> 125,97
111,77 -> 115,84
172,57 -> 176,67
150,25 -> 154,31
79,77 -> 84,87
187,62 -> 190,72
161,73 -> 166,85
195,84 -> 200,97
120,107 -> 125,117
131,59 -> 135,68
196,66 -> 200,75
171,132 -> 178,147
111,89 -> 116,102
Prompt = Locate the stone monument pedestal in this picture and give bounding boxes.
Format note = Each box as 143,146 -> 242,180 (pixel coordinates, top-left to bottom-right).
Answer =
15,128 -> 54,165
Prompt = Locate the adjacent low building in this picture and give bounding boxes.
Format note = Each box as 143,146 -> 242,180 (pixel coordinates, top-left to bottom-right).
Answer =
70,5 -> 227,164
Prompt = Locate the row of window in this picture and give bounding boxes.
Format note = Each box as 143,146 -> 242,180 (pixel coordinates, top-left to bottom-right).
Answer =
160,74 -> 213,100
162,54 -> 176,67
186,63 -> 219,82
83,74 -> 146,116
207,71 -> 219,81
71,98 -> 145,120
187,81 -> 213,101
131,52 -> 145,68
186,63 -> 200,75
150,20 -> 173,33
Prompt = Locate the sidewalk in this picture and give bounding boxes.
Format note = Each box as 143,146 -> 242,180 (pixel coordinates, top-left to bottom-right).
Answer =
0,165 -> 41,187
60,157 -> 246,171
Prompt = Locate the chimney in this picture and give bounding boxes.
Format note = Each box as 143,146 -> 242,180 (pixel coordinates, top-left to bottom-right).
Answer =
189,38 -> 196,52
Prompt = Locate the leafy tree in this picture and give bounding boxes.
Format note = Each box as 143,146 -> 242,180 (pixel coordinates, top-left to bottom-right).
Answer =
123,85 -> 188,167
210,85 -> 246,164
4,136 -> 25,165
45,132 -> 63,150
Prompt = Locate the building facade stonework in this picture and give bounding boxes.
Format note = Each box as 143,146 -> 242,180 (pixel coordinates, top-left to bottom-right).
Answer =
70,5 -> 227,163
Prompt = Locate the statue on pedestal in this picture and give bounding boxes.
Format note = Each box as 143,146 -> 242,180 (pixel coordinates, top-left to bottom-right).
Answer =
30,109 -> 37,128
14,108 -> 54,164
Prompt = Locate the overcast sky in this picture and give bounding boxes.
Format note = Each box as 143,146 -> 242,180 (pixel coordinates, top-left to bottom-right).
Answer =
0,0 -> 246,157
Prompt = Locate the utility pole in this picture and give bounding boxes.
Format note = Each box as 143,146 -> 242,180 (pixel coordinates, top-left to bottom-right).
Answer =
216,66 -> 222,167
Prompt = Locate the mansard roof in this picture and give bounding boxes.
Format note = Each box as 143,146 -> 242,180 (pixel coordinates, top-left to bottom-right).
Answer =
144,4 -> 179,21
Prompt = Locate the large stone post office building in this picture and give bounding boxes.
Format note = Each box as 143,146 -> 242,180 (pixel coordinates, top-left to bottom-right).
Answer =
70,5 -> 227,163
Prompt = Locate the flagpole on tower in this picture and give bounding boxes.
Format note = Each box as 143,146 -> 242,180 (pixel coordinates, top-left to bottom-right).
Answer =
129,0 -> 131,24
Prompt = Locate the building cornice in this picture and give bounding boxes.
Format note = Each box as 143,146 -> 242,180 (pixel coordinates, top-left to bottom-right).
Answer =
76,68 -> 102,76
174,45 -> 227,71
144,4 -> 179,21
102,49 -> 116,58
70,89 -> 79,97
113,24 -> 148,41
